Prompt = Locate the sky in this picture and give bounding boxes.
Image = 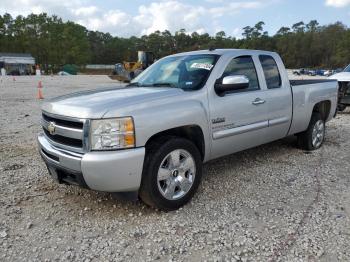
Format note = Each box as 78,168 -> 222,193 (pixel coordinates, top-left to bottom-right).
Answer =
1,0 -> 350,38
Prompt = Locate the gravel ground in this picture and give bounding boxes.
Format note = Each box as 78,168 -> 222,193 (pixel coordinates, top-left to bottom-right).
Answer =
0,75 -> 349,261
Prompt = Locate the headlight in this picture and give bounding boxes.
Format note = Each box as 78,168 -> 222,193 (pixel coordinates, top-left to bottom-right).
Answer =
90,117 -> 135,150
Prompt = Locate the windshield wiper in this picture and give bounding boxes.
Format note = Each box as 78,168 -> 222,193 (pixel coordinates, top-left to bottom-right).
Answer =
126,82 -> 140,87
149,82 -> 176,87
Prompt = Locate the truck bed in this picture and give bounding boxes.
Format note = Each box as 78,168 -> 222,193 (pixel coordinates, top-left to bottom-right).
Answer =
288,79 -> 338,135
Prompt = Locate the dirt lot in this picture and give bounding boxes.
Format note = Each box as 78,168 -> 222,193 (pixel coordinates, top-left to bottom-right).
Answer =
0,75 -> 349,261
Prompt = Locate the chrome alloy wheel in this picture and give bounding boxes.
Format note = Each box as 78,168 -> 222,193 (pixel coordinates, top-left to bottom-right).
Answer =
312,120 -> 325,148
157,149 -> 196,200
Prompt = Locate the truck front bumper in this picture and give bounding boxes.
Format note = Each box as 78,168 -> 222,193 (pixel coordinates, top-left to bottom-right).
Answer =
38,133 -> 145,192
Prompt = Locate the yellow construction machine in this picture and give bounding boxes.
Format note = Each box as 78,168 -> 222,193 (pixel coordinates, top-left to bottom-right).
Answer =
110,51 -> 154,82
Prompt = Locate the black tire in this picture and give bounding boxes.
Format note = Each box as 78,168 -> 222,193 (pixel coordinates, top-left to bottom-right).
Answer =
297,112 -> 325,151
139,136 -> 202,211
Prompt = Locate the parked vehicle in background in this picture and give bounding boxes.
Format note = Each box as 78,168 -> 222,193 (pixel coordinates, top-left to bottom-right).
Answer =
308,70 -> 316,76
37,49 -> 338,210
296,68 -> 313,76
292,69 -> 301,76
324,70 -> 333,77
300,68 -> 307,75
329,64 -> 350,111
316,69 -> 325,76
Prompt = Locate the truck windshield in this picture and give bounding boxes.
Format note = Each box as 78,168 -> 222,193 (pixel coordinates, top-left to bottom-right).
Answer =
344,64 -> 350,72
130,54 -> 219,90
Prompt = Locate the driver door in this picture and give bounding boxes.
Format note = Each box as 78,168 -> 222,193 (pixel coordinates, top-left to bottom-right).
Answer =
209,55 -> 269,158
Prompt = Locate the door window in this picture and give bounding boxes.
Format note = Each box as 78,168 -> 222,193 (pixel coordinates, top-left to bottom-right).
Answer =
222,56 -> 260,92
259,55 -> 282,89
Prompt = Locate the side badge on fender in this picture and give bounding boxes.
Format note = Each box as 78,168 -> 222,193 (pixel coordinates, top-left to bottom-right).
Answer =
211,117 -> 226,124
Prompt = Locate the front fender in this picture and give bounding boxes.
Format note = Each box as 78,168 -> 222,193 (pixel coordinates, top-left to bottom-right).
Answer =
133,99 -> 210,161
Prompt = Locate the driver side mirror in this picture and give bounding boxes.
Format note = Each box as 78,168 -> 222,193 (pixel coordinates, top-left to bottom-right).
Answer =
214,75 -> 250,96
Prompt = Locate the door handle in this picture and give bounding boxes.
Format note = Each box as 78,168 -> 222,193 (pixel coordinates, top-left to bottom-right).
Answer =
252,98 -> 266,105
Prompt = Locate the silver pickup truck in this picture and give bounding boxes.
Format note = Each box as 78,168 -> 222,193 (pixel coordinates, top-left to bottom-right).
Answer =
38,49 -> 338,210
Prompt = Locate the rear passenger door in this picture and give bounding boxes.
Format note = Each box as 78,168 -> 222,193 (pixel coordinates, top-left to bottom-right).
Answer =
209,55 -> 269,158
258,55 -> 292,141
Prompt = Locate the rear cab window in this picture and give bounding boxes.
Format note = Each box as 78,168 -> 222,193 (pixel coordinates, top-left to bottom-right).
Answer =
259,55 -> 282,89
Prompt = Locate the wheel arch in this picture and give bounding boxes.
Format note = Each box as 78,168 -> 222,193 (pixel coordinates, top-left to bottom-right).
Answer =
145,125 -> 206,161
312,100 -> 331,121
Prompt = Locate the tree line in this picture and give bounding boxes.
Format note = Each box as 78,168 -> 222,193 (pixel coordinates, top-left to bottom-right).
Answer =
1,13 -> 350,71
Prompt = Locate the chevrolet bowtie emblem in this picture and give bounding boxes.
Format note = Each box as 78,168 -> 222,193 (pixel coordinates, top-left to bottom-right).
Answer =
47,121 -> 56,135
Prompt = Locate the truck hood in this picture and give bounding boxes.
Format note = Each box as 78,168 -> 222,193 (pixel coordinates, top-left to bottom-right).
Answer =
42,86 -> 184,119
329,72 -> 350,82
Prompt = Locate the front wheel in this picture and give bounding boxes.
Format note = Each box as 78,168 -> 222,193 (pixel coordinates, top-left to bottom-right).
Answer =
297,112 -> 325,151
139,137 -> 202,211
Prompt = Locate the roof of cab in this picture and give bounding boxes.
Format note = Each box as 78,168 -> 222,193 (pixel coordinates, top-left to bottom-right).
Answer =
169,48 -> 278,57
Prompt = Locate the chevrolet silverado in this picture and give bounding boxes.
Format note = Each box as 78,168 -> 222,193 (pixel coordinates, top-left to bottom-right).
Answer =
38,49 -> 338,210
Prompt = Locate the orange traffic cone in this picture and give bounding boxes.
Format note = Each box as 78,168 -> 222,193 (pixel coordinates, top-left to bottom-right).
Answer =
37,81 -> 44,99
37,88 -> 44,99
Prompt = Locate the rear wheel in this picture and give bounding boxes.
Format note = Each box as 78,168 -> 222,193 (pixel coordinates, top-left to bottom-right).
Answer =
139,137 -> 202,211
297,112 -> 325,151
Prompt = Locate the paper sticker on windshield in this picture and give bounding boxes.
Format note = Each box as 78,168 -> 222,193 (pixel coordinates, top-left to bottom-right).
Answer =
190,63 -> 214,70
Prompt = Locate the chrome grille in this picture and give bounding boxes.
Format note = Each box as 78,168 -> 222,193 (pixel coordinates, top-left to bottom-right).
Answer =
41,112 -> 87,153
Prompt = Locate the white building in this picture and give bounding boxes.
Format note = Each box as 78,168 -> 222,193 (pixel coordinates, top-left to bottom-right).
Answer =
0,53 -> 35,75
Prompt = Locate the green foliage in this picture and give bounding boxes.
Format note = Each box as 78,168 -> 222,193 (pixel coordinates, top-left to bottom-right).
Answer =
1,13 -> 349,69
0,13 -> 90,72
